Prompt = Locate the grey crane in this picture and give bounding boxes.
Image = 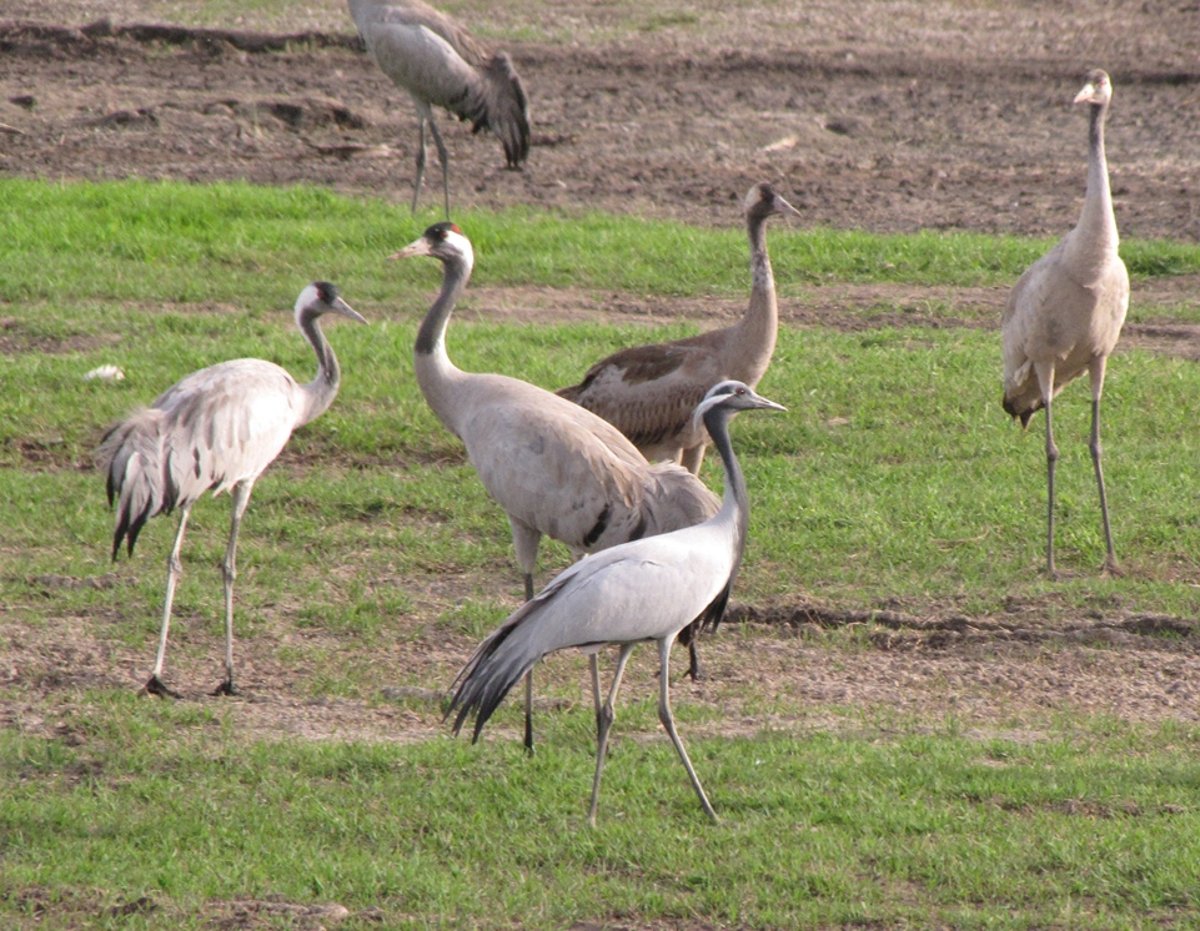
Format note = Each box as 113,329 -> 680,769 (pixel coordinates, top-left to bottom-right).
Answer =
447,380 -> 786,826
558,182 -> 799,474
99,282 -> 367,697
392,221 -> 721,748
347,0 -> 530,217
1001,69 -> 1129,577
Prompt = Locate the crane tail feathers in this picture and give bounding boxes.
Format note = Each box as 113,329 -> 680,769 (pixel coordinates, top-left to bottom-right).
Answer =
98,409 -> 177,560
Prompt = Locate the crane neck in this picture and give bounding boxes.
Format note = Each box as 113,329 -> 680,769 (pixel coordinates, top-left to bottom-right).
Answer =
297,308 -> 342,427
413,250 -> 474,430
702,405 -> 751,570
1076,101 -> 1119,255
732,209 -> 779,379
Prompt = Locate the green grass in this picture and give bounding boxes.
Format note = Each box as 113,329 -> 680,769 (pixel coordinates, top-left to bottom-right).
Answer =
3,177 -> 1200,928
3,702 -> 1199,929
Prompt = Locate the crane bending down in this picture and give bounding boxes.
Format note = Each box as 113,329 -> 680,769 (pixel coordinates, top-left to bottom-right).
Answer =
1001,69 -> 1129,577
447,380 -> 786,826
348,0 -> 531,217
99,283 -> 367,697
393,222 -> 720,750
558,182 -> 799,474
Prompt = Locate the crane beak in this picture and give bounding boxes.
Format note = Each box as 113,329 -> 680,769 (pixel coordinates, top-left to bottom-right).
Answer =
389,238 -> 432,261
1073,81 -> 1099,105
774,194 -> 803,222
333,296 -> 369,325
745,390 -> 787,413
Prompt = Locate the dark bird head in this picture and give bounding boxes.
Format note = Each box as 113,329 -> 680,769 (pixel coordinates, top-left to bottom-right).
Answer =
1074,69 -> 1113,108
745,182 -> 802,224
389,222 -> 474,267
693,379 -> 786,432
295,281 -> 368,325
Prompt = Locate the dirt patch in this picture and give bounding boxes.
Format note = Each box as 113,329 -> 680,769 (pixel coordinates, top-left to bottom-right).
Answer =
2,2 -> 1199,753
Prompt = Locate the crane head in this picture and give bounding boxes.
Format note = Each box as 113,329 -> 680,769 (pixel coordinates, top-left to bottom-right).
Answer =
1073,69 -> 1112,108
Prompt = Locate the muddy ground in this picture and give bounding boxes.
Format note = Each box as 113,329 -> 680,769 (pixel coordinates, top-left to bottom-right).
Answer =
2,1 -> 1200,776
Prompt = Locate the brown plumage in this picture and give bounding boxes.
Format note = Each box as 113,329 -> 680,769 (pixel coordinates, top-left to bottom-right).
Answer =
558,182 -> 799,474
1001,69 -> 1129,576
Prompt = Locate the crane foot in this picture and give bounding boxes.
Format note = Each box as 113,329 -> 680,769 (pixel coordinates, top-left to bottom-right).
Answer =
211,680 -> 239,697
142,675 -> 181,699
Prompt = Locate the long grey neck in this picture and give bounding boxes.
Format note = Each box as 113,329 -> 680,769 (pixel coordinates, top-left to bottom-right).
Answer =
703,406 -> 750,572
735,210 -> 779,378
1077,102 -> 1119,253
413,254 -> 473,430
298,310 -> 341,427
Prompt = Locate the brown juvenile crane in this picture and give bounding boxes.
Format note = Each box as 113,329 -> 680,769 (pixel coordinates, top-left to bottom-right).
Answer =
1001,69 -> 1129,577
348,0 -> 530,217
558,182 -> 799,474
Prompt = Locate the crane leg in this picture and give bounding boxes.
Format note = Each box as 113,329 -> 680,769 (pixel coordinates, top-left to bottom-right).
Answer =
1089,388 -> 1120,575
1035,364 -> 1059,577
144,505 -> 192,698
523,669 -> 535,753
657,638 -> 718,824
590,653 -> 602,743
587,642 -> 635,827
212,481 -> 253,696
686,636 -> 703,681
427,116 -> 452,221
411,117 -> 429,214
680,444 -> 706,476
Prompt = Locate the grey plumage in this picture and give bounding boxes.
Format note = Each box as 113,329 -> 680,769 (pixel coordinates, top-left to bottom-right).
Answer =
99,282 -> 367,696
448,380 -> 786,825
393,221 -> 721,748
1001,69 -> 1129,576
558,182 -> 798,473
348,0 -> 530,217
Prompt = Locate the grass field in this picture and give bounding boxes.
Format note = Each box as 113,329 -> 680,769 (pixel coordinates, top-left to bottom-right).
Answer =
3,178 -> 1200,928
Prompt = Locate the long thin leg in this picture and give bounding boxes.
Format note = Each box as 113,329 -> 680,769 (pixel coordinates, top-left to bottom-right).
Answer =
1035,363 -> 1058,577
144,504 -> 192,698
511,519 -> 540,752
588,643 -> 636,827
212,481 -> 254,696
656,638 -> 718,823
426,116 -> 451,220
411,115 -> 429,213
589,653 -> 602,743
1088,358 -> 1120,575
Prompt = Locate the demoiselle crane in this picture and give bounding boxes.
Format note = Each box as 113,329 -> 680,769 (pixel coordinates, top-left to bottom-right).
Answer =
347,0 -> 531,217
558,182 -> 799,473
1002,69 -> 1128,576
99,282 -> 367,697
447,380 -> 786,826
392,221 -> 720,749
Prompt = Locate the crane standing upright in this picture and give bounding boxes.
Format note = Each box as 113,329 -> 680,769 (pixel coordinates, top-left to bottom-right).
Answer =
100,283 -> 367,697
393,221 -> 722,749
448,380 -> 786,826
1002,69 -> 1129,576
348,0 -> 531,217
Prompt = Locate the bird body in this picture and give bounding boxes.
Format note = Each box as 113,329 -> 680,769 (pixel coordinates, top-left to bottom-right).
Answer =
1001,69 -> 1128,574
100,282 -> 367,695
448,380 -> 786,825
395,222 -> 720,749
348,0 -> 530,215
558,182 -> 799,472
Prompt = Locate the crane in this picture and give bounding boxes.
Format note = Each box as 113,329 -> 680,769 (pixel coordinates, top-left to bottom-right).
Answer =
447,379 -> 786,826
558,182 -> 799,473
99,282 -> 367,697
392,221 -> 722,749
347,0 -> 531,217
1002,69 -> 1129,576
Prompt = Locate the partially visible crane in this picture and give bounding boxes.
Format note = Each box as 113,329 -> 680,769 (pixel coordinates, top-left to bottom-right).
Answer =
348,0 -> 530,217
1002,69 -> 1129,576
558,182 -> 799,473
448,380 -> 786,826
99,282 -> 367,697
393,221 -> 722,749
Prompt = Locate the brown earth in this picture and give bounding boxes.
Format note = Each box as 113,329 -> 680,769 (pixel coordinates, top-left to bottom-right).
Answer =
2,0 -> 1200,833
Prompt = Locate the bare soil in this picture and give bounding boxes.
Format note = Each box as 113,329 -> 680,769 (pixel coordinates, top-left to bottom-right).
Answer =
2,2 -> 1200,778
